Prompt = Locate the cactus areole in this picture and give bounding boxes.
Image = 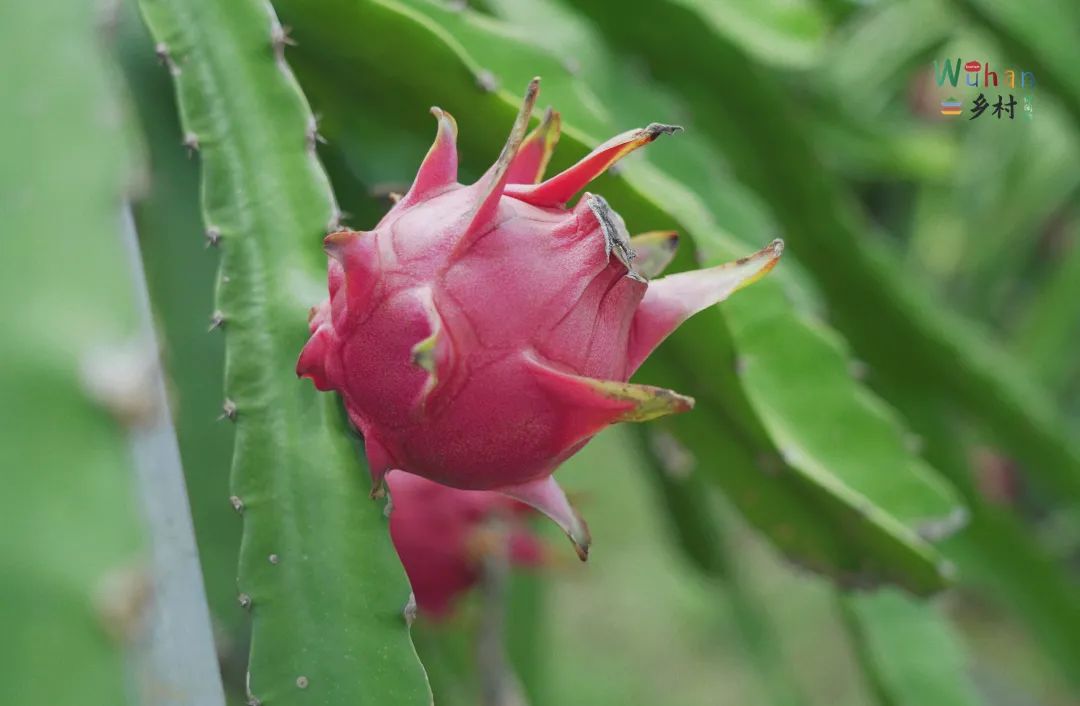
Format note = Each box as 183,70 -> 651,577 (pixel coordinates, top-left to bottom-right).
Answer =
298,78 -> 783,559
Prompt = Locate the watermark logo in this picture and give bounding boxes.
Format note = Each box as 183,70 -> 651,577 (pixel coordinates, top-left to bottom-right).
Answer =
932,58 -> 1034,121
940,98 -> 963,116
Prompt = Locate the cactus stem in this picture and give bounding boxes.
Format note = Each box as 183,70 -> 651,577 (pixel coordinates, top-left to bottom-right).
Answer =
204,226 -> 221,247
475,520 -> 528,706
208,310 -> 226,331
136,0 -> 431,695
219,398 -> 237,421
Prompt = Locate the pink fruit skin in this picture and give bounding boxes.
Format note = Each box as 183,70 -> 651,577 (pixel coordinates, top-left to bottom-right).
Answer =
298,79 -> 782,558
387,471 -> 542,619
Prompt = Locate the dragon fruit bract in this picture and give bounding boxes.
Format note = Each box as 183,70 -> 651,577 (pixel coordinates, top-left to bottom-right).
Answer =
298,79 -> 782,559
387,471 -> 543,619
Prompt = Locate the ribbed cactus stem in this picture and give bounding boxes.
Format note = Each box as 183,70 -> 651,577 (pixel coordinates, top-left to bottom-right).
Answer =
475,520 -> 528,706
134,0 -> 431,702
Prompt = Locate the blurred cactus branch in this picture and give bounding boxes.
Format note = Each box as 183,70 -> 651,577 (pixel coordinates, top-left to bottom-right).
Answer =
120,206 -> 227,706
476,518 -> 529,706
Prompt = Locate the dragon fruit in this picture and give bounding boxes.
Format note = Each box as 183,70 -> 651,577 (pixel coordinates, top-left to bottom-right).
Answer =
386,470 -> 543,619
298,78 -> 782,560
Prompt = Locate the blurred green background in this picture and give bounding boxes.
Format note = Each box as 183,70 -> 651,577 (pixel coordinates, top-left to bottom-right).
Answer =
6,0 -> 1080,704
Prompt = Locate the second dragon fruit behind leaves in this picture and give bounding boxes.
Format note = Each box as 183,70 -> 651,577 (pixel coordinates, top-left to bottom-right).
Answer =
298,78 -> 783,561
387,471 -> 544,620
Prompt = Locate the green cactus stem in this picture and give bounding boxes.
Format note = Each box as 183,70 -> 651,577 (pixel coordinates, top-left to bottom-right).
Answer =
134,0 -> 431,703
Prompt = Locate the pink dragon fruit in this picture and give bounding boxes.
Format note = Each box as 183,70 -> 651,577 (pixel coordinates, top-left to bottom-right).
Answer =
298,78 -> 782,560
386,470 -> 543,619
